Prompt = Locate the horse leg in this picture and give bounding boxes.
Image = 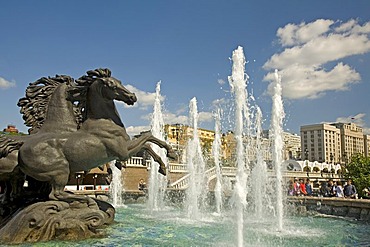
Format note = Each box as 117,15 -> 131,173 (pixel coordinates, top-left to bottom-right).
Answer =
142,144 -> 167,175
9,167 -> 25,200
127,132 -> 177,160
49,168 -> 98,209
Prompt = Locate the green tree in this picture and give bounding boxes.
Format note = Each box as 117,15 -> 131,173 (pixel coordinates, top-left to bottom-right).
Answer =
344,153 -> 370,198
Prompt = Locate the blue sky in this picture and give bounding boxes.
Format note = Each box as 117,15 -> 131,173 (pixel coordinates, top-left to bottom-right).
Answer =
1,1 -> 370,136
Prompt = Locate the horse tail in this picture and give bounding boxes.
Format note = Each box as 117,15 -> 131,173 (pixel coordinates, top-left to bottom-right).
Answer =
0,136 -> 23,158
17,75 -> 77,134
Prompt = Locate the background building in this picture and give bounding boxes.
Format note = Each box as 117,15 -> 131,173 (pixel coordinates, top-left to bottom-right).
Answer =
300,122 -> 367,164
2,124 -> 19,133
331,123 -> 365,163
164,124 -> 215,163
365,135 -> 370,158
300,124 -> 341,164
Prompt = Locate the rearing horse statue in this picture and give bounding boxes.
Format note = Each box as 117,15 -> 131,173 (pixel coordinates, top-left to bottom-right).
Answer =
1,68 -> 175,206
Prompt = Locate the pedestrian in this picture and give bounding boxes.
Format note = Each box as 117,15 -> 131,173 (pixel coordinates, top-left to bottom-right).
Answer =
293,178 -> 300,196
336,181 -> 344,197
287,180 -> 294,196
344,179 -> 357,199
319,181 -> 329,197
305,179 -> 313,196
327,179 -> 336,197
299,178 -> 307,196
138,178 -> 147,193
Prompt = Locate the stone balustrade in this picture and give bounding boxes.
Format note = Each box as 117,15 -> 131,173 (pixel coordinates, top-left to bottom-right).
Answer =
288,196 -> 370,222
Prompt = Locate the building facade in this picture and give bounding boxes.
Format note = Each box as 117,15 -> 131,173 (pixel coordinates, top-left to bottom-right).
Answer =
331,123 -> 365,162
164,124 -> 215,162
300,124 -> 341,163
2,124 -> 19,133
301,122 -> 367,164
365,135 -> 370,158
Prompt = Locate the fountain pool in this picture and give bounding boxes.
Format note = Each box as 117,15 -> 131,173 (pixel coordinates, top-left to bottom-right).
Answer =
17,204 -> 370,246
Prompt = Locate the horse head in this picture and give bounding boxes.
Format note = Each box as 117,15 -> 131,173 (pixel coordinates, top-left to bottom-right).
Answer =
98,77 -> 137,106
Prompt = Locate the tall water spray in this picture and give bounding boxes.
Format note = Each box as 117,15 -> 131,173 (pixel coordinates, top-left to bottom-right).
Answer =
148,81 -> 168,212
185,97 -> 206,220
270,69 -> 285,231
109,161 -> 124,207
251,106 -> 269,218
228,46 -> 250,247
212,108 -> 223,214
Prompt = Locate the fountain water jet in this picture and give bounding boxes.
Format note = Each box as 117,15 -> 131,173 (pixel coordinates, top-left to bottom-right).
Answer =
147,81 -> 168,212
109,161 -> 124,207
185,97 -> 207,220
228,46 -> 251,247
250,106 -> 270,218
270,69 -> 285,231
212,108 -> 223,214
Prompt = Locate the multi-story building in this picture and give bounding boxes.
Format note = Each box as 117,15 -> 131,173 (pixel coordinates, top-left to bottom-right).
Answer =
300,124 -> 341,163
220,131 -> 273,165
301,122 -> 368,164
283,132 -> 301,160
2,124 -> 19,133
364,135 -> 370,158
262,130 -> 301,160
331,123 -> 365,162
164,124 -> 215,162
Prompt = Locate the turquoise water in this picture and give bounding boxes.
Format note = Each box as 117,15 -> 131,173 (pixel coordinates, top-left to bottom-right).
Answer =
14,204 -> 370,247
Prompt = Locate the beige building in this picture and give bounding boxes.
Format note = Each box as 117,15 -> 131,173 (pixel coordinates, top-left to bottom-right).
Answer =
283,132 -> 301,160
164,124 -> 215,161
220,131 -> 272,165
365,135 -> 370,158
301,122 -> 367,164
331,123 -> 365,162
300,124 -> 341,163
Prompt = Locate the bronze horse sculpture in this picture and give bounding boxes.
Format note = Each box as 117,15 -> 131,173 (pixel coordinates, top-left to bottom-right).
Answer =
0,68 -> 175,207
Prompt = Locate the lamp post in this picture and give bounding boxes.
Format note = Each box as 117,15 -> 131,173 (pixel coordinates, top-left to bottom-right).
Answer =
330,153 -> 333,164
330,153 -> 334,177
343,152 -> 348,165
304,148 -> 309,161
76,173 -> 82,190
93,174 -> 98,190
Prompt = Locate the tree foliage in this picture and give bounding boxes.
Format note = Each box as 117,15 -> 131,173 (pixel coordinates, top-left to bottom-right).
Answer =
344,153 -> 370,198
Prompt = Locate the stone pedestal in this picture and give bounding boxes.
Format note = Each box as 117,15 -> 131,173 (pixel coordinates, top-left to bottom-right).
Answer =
0,199 -> 114,244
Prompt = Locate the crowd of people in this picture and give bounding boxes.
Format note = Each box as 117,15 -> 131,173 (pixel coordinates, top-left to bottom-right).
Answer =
287,178 -> 357,198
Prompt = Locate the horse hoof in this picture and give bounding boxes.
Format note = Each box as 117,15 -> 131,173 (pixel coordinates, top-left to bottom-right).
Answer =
167,150 -> 178,160
158,167 -> 166,176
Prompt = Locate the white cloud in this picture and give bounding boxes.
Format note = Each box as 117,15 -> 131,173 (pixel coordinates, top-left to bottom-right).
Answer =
198,111 -> 214,123
264,19 -> 370,100
0,77 -> 16,89
163,112 -> 188,125
336,19 -> 370,35
126,125 -> 150,137
119,84 -> 164,110
162,110 -> 213,125
335,113 -> 370,135
212,98 -> 227,107
277,19 -> 334,47
264,63 -> 360,99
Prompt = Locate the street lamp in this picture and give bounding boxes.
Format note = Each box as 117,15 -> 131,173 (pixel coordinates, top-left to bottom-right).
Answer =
93,174 -> 98,190
76,173 -> 82,190
330,153 -> 334,177
330,153 -> 333,164
304,148 -> 309,161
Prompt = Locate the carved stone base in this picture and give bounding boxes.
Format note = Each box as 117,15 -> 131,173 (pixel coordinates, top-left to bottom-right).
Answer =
0,199 -> 115,244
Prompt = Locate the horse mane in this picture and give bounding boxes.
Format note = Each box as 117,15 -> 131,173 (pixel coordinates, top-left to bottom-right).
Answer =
17,75 -> 75,133
67,68 -> 112,125
0,136 -> 23,158
17,68 -> 112,132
